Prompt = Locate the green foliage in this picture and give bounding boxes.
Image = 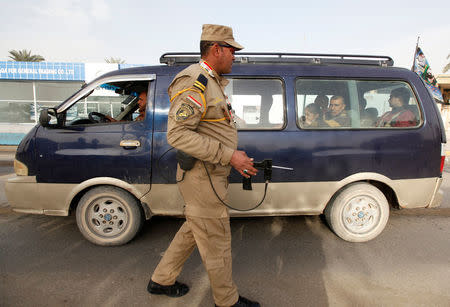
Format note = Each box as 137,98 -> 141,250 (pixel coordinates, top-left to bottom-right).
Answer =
8,49 -> 45,62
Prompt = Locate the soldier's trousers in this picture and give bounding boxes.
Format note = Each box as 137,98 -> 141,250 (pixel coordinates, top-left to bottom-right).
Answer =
151,216 -> 239,307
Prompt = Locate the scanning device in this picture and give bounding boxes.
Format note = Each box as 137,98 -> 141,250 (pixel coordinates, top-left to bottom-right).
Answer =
242,159 -> 293,191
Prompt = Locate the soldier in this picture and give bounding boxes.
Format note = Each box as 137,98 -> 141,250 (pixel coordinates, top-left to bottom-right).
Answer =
147,24 -> 260,307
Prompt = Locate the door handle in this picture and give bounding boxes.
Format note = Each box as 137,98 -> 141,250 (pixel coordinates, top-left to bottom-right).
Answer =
120,140 -> 141,149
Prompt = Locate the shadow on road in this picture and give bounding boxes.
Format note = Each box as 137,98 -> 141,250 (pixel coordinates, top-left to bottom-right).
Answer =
0,212 -> 329,306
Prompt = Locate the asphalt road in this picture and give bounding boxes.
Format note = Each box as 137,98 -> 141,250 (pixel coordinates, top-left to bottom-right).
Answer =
1,165 -> 449,306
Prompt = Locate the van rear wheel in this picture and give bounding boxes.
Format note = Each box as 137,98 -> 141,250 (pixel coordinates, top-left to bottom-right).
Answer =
76,186 -> 144,246
324,183 -> 389,242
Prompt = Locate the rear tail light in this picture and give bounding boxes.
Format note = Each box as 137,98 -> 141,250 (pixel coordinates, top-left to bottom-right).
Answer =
440,143 -> 445,174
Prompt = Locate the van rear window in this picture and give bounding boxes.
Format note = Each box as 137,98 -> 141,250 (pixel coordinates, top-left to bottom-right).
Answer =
295,79 -> 421,129
225,78 -> 285,130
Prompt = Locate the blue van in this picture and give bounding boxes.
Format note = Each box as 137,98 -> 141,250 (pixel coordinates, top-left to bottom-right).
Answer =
6,53 -> 445,245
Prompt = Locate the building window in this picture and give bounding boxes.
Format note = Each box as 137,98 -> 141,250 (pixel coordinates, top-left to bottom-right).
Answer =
0,81 -> 83,124
35,81 -> 84,121
0,81 -> 34,123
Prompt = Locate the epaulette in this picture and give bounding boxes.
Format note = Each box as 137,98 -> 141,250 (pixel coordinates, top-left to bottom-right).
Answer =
193,74 -> 208,93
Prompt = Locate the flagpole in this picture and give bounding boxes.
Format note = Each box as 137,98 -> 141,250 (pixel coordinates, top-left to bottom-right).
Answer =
411,36 -> 420,71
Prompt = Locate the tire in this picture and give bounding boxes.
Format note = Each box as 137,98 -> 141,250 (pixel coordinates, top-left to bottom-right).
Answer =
324,182 -> 389,242
76,186 -> 144,246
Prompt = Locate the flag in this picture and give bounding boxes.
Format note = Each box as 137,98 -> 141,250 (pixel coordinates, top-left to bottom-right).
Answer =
413,47 -> 444,102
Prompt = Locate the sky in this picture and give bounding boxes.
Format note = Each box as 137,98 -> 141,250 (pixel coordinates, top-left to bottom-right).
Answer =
1,0 -> 449,73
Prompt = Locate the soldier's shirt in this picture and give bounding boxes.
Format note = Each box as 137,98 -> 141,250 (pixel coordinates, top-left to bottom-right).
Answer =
167,60 -> 238,218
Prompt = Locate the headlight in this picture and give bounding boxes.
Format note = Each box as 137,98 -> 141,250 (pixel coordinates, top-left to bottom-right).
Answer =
14,159 -> 28,176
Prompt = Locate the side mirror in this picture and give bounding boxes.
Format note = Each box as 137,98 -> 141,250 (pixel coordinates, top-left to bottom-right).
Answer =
39,108 -> 57,127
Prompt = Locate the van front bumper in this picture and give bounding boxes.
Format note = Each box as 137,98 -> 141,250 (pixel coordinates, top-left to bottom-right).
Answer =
5,175 -> 71,216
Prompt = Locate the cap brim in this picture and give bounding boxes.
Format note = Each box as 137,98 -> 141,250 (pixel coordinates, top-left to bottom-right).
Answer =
224,39 -> 244,51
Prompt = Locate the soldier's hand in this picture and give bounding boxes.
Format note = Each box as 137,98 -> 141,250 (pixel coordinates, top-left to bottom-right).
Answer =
230,150 -> 258,178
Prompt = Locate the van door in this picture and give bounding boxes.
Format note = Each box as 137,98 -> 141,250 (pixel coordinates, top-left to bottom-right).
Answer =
35,76 -> 155,188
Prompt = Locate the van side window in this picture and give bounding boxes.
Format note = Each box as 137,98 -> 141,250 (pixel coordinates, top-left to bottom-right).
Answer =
296,79 -> 421,129
65,81 -> 148,125
225,78 -> 285,130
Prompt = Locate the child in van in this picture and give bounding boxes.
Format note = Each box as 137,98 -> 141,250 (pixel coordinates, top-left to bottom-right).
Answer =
302,103 -> 326,128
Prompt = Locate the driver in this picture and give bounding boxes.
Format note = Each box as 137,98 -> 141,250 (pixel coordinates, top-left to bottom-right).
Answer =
134,91 -> 147,121
106,91 -> 147,122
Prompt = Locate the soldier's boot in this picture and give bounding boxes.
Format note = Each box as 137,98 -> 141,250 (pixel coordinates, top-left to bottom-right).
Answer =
215,295 -> 260,307
147,280 -> 189,297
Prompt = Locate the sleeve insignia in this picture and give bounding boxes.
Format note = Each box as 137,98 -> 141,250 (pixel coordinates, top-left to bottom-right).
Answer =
193,74 -> 208,92
175,103 -> 195,121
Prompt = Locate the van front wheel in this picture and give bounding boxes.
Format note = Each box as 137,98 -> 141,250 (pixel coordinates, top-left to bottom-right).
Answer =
76,186 -> 144,246
324,183 -> 389,242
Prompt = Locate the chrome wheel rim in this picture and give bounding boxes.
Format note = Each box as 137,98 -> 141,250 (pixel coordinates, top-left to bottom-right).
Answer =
85,196 -> 129,237
341,195 -> 381,235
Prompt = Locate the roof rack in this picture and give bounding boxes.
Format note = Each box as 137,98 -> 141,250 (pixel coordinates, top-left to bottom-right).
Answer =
160,52 -> 394,67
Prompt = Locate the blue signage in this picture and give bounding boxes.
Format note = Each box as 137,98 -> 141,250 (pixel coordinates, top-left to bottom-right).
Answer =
0,61 -> 85,81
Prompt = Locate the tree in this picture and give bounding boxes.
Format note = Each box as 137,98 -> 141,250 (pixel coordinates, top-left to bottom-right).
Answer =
444,54 -> 450,73
105,57 -> 126,64
8,49 -> 45,62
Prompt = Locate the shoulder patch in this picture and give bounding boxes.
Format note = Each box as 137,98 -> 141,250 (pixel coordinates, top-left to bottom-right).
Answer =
176,103 -> 194,121
193,74 -> 208,92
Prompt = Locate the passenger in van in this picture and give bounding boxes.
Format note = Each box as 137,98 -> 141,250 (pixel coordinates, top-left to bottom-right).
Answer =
377,87 -> 417,127
324,95 -> 350,127
302,103 -> 326,127
313,94 -> 329,118
106,91 -> 147,122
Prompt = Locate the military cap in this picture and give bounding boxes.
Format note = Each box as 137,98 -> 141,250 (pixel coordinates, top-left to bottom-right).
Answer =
200,24 -> 244,50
